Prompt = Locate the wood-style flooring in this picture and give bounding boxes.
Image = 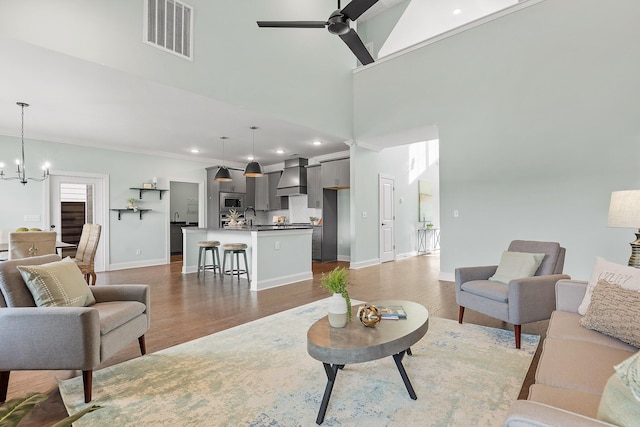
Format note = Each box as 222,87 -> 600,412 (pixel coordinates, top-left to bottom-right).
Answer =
9,254 -> 545,426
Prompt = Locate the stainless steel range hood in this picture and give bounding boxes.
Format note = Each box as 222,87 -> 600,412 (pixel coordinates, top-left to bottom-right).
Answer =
276,157 -> 308,196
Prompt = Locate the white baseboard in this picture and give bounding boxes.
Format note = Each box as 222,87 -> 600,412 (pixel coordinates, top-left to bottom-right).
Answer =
251,272 -> 314,291
350,258 -> 380,269
395,251 -> 416,260
439,272 -> 455,282
109,258 -> 167,271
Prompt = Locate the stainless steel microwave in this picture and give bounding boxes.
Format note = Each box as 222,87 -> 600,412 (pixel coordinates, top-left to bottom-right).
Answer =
219,192 -> 245,212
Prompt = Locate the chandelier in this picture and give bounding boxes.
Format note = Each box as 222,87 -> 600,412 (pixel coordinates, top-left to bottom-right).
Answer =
0,102 -> 50,185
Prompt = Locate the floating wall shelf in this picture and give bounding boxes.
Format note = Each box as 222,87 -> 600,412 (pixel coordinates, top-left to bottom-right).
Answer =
129,188 -> 168,200
111,208 -> 151,220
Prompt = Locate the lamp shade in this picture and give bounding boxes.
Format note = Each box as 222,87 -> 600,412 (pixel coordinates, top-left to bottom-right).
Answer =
608,190 -> 640,228
214,166 -> 232,182
243,161 -> 264,177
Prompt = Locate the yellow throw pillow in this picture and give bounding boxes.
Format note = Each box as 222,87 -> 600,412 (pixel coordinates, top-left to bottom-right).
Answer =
17,257 -> 96,307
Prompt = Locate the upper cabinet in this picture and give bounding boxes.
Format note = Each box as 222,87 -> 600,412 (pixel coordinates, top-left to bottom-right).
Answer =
307,164 -> 322,208
322,158 -> 350,189
246,175 -> 269,211
267,171 -> 289,210
218,169 -> 246,193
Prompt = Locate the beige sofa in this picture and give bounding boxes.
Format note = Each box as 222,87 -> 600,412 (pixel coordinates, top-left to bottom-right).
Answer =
504,279 -> 638,426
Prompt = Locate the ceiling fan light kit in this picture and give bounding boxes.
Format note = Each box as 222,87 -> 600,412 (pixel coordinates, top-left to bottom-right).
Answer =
244,126 -> 265,177
257,0 -> 378,65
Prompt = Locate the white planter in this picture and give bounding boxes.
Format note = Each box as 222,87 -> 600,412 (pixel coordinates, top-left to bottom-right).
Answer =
328,293 -> 348,328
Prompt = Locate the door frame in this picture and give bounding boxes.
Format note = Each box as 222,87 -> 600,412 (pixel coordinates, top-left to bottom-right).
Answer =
43,170 -> 110,271
166,176 -> 206,264
379,174 -> 395,263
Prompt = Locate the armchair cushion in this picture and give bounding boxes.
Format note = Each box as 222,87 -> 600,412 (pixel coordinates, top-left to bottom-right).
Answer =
461,280 -> 508,302
489,251 -> 545,284
17,257 -> 96,307
0,254 -> 61,307
94,301 -> 146,335
580,280 -> 640,348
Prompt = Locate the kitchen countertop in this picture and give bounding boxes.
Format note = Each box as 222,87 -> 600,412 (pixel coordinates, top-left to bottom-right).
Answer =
220,224 -> 313,231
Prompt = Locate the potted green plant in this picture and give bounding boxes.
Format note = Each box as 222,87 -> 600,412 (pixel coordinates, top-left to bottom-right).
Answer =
320,267 -> 352,327
127,198 -> 137,211
309,216 -> 318,225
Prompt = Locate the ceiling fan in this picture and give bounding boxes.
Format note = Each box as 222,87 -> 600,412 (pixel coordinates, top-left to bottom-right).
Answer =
257,0 -> 378,65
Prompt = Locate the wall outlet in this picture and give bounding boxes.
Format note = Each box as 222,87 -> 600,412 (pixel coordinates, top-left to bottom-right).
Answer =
362,211 -> 368,218
453,209 -> 460,218
24,214 -> 41,222
274,241 -> 280,250
136,249 -> 141,255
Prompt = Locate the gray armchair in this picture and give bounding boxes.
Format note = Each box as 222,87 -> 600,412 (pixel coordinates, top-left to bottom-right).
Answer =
0,254 -> 150,403
455,240 -> 569,348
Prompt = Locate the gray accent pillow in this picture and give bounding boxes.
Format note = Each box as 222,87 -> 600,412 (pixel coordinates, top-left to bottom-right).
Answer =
580,279 -> 640,348
17,257 -> 96,307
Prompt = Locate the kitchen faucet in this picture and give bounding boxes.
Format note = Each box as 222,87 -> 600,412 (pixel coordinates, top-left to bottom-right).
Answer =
244,206 -> 256,227
173,212 -> 179,222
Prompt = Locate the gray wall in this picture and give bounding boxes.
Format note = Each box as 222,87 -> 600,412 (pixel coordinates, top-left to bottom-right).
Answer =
353,0 -> 640,279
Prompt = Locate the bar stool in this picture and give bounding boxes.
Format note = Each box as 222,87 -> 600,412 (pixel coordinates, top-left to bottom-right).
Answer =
197,241 -> 221,277
221,243 -> 250,283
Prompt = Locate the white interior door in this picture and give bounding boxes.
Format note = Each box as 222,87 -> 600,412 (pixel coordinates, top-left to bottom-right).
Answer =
379,175 -> 395,263
46,173 -> 108,273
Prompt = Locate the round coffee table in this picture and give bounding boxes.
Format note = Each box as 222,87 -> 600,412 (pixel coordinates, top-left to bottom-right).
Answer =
307,300 -> 429,424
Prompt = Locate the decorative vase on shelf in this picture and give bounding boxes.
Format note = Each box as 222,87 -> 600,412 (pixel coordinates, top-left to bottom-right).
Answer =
328,293 -> 348,328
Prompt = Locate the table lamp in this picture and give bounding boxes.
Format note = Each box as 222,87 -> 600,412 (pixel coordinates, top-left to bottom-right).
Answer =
608,190 -> 640,268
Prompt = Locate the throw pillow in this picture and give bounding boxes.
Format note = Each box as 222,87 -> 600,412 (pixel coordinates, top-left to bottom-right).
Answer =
580,279 -> 640,348
488,251 -> 545,284
597,351 -> 640,426
579,257 -> 640,315
17,257 -> 96,307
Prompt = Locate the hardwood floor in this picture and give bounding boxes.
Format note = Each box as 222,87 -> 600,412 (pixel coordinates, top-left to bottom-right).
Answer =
9,254 -> 544,426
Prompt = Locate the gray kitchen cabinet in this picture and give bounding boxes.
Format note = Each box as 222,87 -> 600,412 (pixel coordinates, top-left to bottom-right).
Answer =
306,164 -> 322,208
267,171 -> 288,210
322,158 -> 350,189
246,175 -> 269,210
170,223 -> 183,254
218,169 -> 246,193
312,226 -> 322,260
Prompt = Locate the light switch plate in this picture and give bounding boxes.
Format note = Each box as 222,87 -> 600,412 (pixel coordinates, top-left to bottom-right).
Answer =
24,214 -> 41,222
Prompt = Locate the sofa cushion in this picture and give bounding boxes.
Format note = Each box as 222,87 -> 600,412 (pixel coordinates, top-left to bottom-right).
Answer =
536,337 -> 635,395
579,257 -> 640,315
547,311 -> 639,352
581,280 -> 640,348
528,383 -> 602,419
0,254 -> 62,307
461,280 -> 508,302
93,301 -> 146,335
489,251 -> 545,284
17,257 -> 95,308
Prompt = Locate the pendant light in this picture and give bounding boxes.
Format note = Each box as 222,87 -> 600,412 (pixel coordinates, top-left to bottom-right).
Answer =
244,126 -> 264,177
0,102 -> 50,185
214,136 -> 232,182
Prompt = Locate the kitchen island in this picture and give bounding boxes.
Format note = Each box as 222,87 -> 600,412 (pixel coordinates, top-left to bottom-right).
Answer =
182,225 -> 313,291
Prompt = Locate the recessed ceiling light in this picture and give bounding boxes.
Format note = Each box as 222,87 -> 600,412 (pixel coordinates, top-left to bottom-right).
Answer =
453,8 -> 462,15
312,140 -> 322,146
248,155 -> 254,161
276,149 -> 284,154
191,148 -> 200,153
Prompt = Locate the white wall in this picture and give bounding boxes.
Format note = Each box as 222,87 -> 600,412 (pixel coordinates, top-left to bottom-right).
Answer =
352,0 -> 640,279
0,135 -> 206,269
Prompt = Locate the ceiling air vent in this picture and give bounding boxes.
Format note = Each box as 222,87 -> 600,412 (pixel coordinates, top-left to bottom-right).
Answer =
144,0 -> 193,60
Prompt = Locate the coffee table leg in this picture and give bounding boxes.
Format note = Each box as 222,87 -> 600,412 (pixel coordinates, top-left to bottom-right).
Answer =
393,350 -> 417,400
316,363 -> 343,425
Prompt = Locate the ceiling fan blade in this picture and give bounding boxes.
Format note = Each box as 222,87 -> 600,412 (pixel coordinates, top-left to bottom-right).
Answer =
341,0 -> 379,21
257,21 -> 327,29
339,28 -> 374,65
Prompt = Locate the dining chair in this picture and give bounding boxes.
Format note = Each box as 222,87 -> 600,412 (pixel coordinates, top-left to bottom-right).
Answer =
73,224 -> 102,285
8,231 -> 57,260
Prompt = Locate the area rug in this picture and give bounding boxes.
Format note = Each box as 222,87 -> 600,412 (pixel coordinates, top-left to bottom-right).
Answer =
59,299 -> 539,426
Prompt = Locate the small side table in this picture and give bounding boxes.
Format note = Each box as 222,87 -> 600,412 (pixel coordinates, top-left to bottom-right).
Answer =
417,227 -> 440,254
